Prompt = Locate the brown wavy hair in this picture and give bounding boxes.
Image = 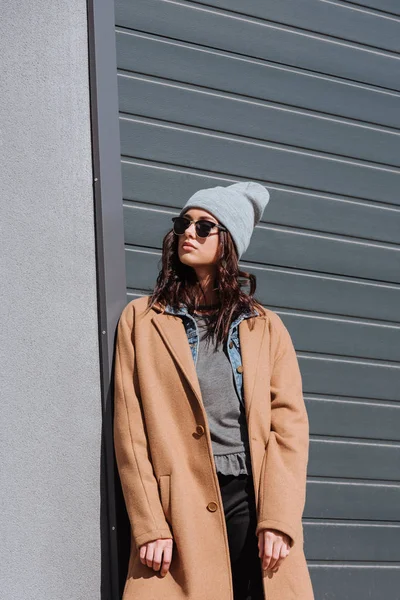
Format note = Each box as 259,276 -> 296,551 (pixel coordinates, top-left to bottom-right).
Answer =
144,223 -> 266,350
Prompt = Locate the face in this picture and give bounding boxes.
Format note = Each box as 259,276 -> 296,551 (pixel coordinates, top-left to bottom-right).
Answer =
176,208 -> 221,269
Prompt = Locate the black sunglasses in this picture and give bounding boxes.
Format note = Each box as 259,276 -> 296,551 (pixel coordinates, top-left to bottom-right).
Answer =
171,216 -> 227,239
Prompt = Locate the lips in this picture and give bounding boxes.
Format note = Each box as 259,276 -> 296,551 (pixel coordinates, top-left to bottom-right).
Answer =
182,242 -> 196,249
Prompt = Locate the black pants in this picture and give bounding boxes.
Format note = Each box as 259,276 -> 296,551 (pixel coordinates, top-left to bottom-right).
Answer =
217,472 -> 264,600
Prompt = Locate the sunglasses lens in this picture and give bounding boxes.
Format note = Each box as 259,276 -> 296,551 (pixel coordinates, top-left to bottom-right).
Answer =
173,217 -> 189,234
196,221 -> 213,238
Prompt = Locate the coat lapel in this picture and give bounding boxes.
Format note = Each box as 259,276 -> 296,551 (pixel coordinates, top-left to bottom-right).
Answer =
152,308 -> 268,422
239,316 -> 267,421
152,313 -> 203,405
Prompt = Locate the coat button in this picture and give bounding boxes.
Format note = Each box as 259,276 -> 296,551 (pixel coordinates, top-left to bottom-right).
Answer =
207,502 -> 218,512
229,341 -> 234,349
196,425 -> 205,435
236,365 -> 243,373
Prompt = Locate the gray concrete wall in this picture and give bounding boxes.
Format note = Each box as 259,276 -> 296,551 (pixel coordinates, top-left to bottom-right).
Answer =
0,3 -> 101,599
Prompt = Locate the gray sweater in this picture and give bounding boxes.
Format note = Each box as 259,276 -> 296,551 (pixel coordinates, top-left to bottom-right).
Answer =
193,313 -> 252,477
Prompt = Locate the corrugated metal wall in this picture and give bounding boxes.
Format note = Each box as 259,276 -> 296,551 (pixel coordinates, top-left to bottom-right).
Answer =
114,1 -> 400,597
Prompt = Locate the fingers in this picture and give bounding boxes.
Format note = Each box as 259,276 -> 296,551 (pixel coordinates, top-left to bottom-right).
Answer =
269,542 -> 289,572
152,542 -> 164,573
160,540 -> 173,577
140,540 -> 155,568
261,532 -> 273,571
139,538 -> 174,577
258,530 -> 290,573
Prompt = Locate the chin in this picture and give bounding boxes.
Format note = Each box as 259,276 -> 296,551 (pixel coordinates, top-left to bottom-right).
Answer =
179,254 -> 197,266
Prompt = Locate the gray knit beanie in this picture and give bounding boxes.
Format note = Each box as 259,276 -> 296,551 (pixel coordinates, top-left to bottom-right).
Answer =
179,181 -> 270,259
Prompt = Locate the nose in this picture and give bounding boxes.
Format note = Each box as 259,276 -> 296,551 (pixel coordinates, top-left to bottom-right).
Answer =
185,222 -> 197,238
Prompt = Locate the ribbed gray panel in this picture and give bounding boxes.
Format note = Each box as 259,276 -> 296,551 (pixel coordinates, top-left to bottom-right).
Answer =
116,31 -> 400,131
120,118 -> 400,203
115,0 -> 400,90
304,522 -> 400,560
282,314 -> 400,363
308,439 -> 400,480
309,568 -> 400,600
118,74 -> 400,168
192,0 -> 400,53
344,1 -> 400,15
307,397 -> 400,440
305,480 -> 400,520
299,356 -> 399,402
115,1 -> 400,596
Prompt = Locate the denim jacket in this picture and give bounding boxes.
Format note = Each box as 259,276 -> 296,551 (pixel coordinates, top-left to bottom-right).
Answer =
163,303 -> 260,409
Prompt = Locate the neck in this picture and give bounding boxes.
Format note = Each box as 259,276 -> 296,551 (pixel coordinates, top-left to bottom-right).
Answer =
194,267 -> 219,305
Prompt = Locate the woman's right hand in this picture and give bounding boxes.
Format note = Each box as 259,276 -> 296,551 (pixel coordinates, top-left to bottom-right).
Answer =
139,538 -> 174,577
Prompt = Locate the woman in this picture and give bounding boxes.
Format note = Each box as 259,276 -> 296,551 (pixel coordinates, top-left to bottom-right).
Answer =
113,181 -> 315,600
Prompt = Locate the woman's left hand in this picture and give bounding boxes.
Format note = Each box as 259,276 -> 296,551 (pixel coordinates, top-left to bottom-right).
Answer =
257,528 -> 291,572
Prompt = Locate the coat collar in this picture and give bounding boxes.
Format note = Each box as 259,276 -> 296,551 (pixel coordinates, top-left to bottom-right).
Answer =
151,300 -> 268,422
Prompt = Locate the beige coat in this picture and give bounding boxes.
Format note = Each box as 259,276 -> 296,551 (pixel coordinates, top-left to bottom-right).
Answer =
113,295 -> 315,600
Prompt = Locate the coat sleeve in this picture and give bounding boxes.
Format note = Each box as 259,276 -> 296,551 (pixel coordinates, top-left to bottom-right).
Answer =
113,302 -> 173,550
255,313 -> 310,548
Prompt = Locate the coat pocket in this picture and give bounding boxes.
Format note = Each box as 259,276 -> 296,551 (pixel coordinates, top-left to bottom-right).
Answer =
158,474 -> 171,525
